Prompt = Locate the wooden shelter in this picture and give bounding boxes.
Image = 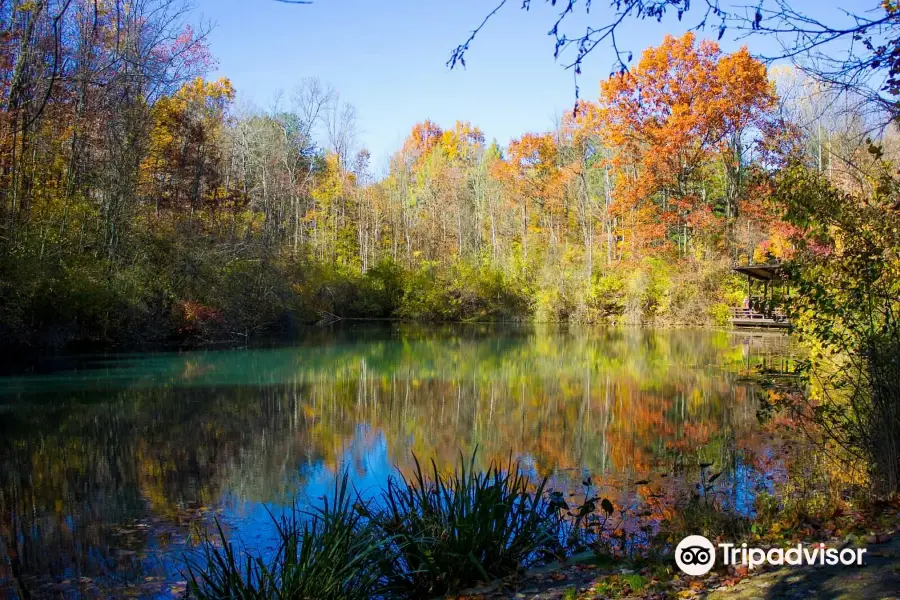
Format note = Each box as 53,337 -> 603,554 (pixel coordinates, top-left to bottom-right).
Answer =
730,263 -> 790,328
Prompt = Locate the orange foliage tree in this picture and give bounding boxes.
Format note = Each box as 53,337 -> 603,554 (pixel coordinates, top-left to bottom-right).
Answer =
493,133 -> 570,268
595,33 -> 776,258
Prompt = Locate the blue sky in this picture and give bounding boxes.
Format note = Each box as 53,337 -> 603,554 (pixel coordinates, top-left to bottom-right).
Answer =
192,0 -> 839,169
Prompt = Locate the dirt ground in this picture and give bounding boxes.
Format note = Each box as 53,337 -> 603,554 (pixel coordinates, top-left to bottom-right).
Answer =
449,535 -> 900,600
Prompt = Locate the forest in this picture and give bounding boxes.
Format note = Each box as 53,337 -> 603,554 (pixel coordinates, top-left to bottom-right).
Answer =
2,2 -> 900,598
0,0 -> 859,349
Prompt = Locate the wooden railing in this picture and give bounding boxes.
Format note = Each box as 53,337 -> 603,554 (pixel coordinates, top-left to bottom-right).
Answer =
729,307 -> 788,322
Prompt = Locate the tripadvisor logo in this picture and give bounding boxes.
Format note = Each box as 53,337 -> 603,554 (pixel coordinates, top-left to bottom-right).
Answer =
676,535 -> 717,576
675,535 -> 868,576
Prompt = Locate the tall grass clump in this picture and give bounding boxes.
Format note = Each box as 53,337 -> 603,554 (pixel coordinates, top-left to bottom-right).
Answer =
362,453 -> 556,599
185,473 -> 387,600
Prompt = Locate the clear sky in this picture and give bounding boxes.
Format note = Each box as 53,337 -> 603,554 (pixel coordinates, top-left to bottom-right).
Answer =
192,0 -> 840,170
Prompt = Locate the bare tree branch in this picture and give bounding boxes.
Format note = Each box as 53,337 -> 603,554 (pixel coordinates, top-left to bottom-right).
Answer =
450,0 -> 900,111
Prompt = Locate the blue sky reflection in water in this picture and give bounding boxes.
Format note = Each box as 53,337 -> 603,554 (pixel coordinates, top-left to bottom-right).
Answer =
0,325 -> 793,598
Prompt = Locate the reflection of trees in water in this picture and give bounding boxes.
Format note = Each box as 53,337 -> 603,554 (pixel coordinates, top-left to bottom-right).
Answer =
0,327 -> 790,596
297,328 -> 772,478
0,389 -> 327,596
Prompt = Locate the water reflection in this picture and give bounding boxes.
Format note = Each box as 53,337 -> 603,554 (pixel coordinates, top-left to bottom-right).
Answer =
0,325 -> 794,598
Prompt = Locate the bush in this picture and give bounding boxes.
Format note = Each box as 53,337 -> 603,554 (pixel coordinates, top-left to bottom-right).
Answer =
667,497 -> 750,542
0,249 -> 174,349
213,259 -> 289,337
709,302 -> 732,327
398,261 -> 531,322
623,259 -> 672,324
458,262 -> 531,322
587,271 -> 627,322
670,260 -> 740,325
349,259 -> 406,317
817,327 -> 900,495
396,261 -> 454,320
863,330 -> 900,493
534,286 -> 572,322
774,163 -> 900,494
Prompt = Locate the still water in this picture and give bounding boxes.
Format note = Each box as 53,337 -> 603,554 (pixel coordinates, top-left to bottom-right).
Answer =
0,325 -> 793,598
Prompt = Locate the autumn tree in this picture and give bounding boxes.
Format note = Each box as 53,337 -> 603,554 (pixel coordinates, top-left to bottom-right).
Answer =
0,0 -> 212,259
558,102 -> 615,276
0,1 -> 843,346
386,120 -> 485,265
595,33 -> 776,258
146,77 -> 235,220
494,132 -> 568,271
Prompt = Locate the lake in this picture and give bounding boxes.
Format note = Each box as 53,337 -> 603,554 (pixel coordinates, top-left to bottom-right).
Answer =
0,325 -> 794,598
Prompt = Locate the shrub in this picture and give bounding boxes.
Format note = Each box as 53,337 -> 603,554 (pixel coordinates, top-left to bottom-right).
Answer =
213,258 -> 299,338
399,261 -> 531,322
459,262 -> 531,321
666,260 -> 733,325
397,261 -> 455,320
666,496 -> 750,542
862,330 -> 900,493
774,163 -> 900,494
815,327 -> 900,495
587,271 -> 627,322
349,258 -> 406,317
709,302 -> 732,327
534,287 -> 569,322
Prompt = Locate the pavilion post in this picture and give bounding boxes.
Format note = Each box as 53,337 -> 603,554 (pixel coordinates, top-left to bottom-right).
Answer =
747,275 -> 751,309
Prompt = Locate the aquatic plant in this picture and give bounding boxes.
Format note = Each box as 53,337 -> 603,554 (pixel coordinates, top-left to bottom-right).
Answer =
185,473 -> 387,600
360,453 -> 557,599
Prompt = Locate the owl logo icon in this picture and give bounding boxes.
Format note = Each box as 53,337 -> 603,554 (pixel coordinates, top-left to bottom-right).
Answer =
675,535 -> 716,576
